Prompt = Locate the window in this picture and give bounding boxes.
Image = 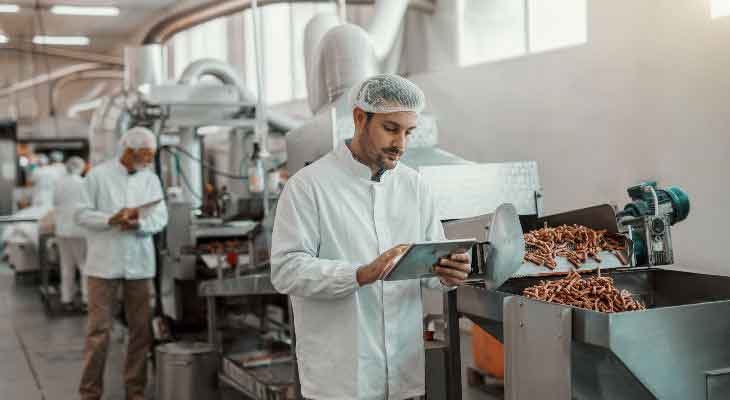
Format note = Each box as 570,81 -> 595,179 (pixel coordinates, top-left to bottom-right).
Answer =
169,17 -> 228,79
460,0 -> 587,66
711,0 -> 730,18
460,0 -> 526,65
241,3 -> 337,104
168,3 -> 372,106
170,3 -> 340,105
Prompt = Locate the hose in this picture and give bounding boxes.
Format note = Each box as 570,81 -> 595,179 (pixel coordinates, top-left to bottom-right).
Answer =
161,145 -> 248,180
171,151 -> 201,200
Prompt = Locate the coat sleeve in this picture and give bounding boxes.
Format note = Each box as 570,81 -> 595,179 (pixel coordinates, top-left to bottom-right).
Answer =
74,171 -> 113,232
418,176 -> 453,291
270,177 -> 360,299
137,174 -> 168,236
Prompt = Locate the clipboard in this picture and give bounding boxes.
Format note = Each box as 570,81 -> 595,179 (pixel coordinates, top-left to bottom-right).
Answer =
135,198 -> 163,210
382,238 -> 477,281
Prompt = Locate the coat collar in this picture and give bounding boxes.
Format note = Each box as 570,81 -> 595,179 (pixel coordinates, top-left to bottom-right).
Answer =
334,140 -> 396,183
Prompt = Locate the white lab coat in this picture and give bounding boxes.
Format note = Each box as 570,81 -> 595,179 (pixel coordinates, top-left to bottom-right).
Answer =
53,173 -> 86,238
75,159 -> 168,279
53,172 -> 88,303
31,163 -> 67,207
271,142 -> 446,400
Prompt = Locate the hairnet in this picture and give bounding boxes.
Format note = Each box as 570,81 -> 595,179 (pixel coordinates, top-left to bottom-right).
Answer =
50,150 -> 64,163
349,74 -> 425,114
119,126 -> 157,151
65,156 -> 85,175
37,154 -> 49,166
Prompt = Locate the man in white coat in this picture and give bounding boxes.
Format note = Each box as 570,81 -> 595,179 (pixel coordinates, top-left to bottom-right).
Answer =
52,156 -> 88,309
271,74 -> 471,400
75,127 -> 168,400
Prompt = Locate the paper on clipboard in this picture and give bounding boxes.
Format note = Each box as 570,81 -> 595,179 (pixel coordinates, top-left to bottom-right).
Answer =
135,198 -> 163,218
136,198 -> 163,210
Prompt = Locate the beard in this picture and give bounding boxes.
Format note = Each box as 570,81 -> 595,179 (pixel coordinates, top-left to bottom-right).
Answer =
379,147 -> 403,169
360,125 -> 403,171
133,163 -> 151,171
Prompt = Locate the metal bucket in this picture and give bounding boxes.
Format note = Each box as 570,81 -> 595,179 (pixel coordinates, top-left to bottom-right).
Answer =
156,341 -> 220,400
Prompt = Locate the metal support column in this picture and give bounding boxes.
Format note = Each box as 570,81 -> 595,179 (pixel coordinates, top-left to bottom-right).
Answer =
444,288 -> 462,399
207,296 -> 219,350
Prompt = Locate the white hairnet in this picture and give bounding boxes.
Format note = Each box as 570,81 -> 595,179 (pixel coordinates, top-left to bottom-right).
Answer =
50,150 -> 64,163
37,154 -> 49,166
65,156 -> 85,175
119,127 -> 157,151
349,74 -> 426,114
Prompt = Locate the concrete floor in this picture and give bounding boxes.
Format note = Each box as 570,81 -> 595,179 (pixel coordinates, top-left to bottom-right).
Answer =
0,262 -> 140,400
0,261 -> 499,400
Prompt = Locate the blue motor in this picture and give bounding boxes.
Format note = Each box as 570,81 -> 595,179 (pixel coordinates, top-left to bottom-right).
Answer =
617,182 -> 690,266
618,182 -> 690,225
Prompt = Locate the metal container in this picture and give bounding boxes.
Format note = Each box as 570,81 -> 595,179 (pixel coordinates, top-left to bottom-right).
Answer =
458,267 -> 730,399
444,204 -> 730,399
156,341 -> 220,400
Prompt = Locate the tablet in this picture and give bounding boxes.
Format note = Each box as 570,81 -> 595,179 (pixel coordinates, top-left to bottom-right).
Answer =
383,238 -> 477,281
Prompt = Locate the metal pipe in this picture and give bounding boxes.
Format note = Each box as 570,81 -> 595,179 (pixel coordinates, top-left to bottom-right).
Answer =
0,62 -> 118,98
141,0 -> 434,45
179,58 -> 296,132
1,44 -> 124,65
337,0 -> 347,23
51,69 -> 123,112
367,0 -> 410,61
67,97 -> 105,118
251,0 -> 271,218
250,0 -> 269,159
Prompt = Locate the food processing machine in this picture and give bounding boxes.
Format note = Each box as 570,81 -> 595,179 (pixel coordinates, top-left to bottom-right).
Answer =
441,180 -> 730,400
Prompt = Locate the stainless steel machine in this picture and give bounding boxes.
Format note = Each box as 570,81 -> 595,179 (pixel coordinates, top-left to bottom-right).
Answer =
120,48 -> 300,398
441,178 -> 730,400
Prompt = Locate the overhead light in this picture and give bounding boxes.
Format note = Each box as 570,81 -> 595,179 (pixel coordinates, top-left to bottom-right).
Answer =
33,35 -> 89,46
50,5 -> 119,16
0,4 -> 19,13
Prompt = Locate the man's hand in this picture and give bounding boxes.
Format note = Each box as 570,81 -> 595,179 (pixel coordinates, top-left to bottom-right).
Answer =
357,245 -> 409,286
108,207 -> 140,226
434,251 -> 472,287
120,219 -> 140,231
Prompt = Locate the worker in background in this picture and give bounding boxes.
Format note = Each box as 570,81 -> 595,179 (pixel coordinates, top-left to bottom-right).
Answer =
75,127 -> 168,400
53,156 -> 88,311
271,74 -> 471,400
30,152 -> 66,207
48,150 -> 68,175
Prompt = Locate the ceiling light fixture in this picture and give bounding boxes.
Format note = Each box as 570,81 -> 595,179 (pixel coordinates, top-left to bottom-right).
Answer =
50,5 -> 119,16
0,4 -> 20,13
32,35 -> 90,46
